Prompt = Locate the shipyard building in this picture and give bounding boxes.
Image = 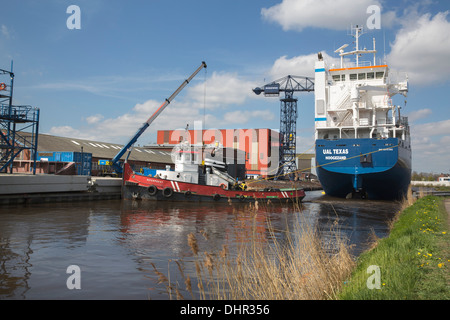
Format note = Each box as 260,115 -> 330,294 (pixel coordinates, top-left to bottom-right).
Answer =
6,130 -> 314,179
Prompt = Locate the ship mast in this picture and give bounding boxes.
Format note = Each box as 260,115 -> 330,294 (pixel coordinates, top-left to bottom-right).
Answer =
338,25 -> 377,68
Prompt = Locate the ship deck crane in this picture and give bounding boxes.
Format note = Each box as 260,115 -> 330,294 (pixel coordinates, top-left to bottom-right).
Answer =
110,61 -> 207,173
253,75 -> 314,179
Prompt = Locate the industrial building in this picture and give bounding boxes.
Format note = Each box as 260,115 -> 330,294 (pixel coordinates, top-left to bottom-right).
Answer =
157,128 -> 316,179
157,128 -> 281,178
10,133 -> 173,176
5,130 -> 315,179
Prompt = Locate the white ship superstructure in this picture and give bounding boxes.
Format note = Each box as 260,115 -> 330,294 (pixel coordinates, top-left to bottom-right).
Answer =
314,26 -> 409,142
314,25 -> 412,200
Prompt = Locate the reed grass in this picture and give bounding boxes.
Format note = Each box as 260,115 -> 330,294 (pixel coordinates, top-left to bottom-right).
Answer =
151,200 -> 355,300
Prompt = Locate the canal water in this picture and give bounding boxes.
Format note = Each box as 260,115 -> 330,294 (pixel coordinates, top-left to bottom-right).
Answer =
0,190 -> 400,300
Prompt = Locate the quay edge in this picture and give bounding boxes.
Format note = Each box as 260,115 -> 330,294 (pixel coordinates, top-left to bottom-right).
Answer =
0,174 -> 121,205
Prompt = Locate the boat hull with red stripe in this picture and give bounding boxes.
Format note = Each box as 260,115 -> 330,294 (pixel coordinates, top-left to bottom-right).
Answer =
122,163 -> 305,203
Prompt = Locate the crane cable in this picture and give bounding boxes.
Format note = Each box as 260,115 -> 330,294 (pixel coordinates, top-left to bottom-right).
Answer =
203,66 -> 207,130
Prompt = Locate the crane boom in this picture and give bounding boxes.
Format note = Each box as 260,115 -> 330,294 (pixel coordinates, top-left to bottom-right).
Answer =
253,75 -> 314,96
252,75 -> 314,179
111,61 -> 207,173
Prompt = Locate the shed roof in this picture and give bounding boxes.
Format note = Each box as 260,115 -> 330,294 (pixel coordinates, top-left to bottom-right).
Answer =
36,133 -> 173,164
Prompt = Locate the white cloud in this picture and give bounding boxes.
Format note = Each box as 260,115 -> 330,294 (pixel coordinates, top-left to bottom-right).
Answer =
1,25 -> 10,39
31,73 -> 186,101
131,99 -> 162,115
261,0 -> 394,31
187,71 -> 257,108
223,110 -> 275,125
49,103 -> 275,144
413,119 -> 450,137
440,135 -> 450,146
406,108 -> 432,123
49,126 -> 88,139
410,119 -> 450,172
296,134 -> 315,153
269,52 -> 340,79
47,73 -> 272,144
85,114 -> 104,124
387,11 -> 450,84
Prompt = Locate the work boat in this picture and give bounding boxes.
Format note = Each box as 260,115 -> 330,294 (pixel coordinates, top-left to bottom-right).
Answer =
109,61 -> 304,203
314,26 -> 411,200
122,141 -> 305,203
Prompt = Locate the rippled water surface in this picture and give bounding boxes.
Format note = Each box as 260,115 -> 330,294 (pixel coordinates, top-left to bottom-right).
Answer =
0,191 -> 400,299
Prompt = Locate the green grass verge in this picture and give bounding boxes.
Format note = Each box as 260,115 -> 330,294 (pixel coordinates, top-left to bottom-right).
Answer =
337,196 -> 449,300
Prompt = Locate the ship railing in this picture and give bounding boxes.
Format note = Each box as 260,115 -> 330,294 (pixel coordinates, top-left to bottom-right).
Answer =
327,117 -> 408,128
341,60 -> 373,68
376,118 -> 394,125
400,116 -> 409,127
328,118 -> 375,127
0,104 -> 39,122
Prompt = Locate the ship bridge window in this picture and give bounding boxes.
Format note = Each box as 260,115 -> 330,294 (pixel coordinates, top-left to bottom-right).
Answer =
350,74 -> 357,80
358,73 -> 366,80
376,71 -> 384,79
341,74 -> 345,81
367,72 -> 375,79
332,75 -> 341,82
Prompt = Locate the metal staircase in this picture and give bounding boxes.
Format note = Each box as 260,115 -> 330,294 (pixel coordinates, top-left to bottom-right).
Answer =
0,63 -> 40,174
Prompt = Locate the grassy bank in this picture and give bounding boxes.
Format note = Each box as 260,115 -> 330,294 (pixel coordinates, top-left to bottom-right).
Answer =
338,196 -> 449,300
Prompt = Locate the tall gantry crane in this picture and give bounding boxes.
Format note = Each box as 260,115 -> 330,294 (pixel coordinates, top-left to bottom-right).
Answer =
253,75 -> 314,179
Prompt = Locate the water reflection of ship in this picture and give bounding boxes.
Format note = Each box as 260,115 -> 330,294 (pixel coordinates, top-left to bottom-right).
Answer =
119,201 -> 297,252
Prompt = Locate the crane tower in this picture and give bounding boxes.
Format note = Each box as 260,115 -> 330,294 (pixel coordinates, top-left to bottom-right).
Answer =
0,63 -> 40,174
253,75 -> 314,179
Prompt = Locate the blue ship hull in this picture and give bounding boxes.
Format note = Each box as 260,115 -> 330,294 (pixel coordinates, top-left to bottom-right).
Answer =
315,138 -> 411,200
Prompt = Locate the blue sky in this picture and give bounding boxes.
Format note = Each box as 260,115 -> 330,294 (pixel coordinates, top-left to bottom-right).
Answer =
1,0 -> 449,173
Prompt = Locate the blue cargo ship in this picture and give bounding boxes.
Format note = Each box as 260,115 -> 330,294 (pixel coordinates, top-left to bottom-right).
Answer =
314,26 -> 411,200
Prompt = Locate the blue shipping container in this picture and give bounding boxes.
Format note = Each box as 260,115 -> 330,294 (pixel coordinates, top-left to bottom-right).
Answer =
37,151 -> 92,175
